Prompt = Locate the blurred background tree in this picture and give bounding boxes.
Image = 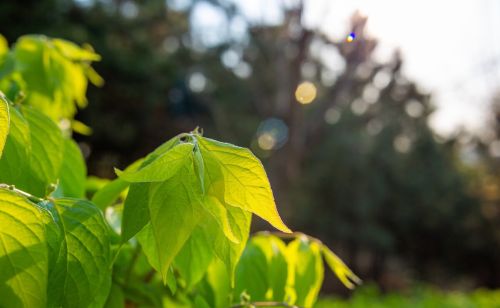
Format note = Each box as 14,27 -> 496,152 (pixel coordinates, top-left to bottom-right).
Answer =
2,0 -> 500,295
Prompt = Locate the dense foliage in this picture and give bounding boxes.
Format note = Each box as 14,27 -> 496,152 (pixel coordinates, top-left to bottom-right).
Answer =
0,35 -> 359,307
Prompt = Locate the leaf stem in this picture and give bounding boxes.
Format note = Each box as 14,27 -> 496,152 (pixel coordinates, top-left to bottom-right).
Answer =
230,302 -> 301,308
254,231 -> 324,246
0,184 -> 45,203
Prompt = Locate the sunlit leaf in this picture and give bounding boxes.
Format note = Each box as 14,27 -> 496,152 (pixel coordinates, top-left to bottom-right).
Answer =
92,159 -> 143,210
52,38 -> 101,62
0,92 -> 9,157
322,245 -> 361,290
0,34 -> 8,59
287,237 -> 324,308
147,162 -> 205,282
55,139 -> 86,198
46,198 -> 112,308
21,106 -> 64,196
91,178 -> 129,210
195,259 -> 231,308
0,106 -> 30,188
233,238 -> 269,301
121,183 -> 151,242
116,142 -> 194,183
174,224 -> 215,288
3,35 -> 100,122
0,188 -> 49,308
211,205 -> 251,282
0,106 -> 63,197
196,136 -> 291,233
136,225 -> 177,294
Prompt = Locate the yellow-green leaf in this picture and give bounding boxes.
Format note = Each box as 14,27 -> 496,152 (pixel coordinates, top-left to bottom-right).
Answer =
116,142 -> 194,183
0,188 -> 49,308
0,93 -> 9,157
47,198 -> 112,308
287,237 -> 324,307
322,245 -> 361,290
55,138 -> 86,198
147,162 -> 205,282
211,205 -> 252,283
196,136 -> 291,233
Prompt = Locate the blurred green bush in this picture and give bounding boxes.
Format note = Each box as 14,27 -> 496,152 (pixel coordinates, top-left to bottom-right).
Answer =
316,285 -> 500,308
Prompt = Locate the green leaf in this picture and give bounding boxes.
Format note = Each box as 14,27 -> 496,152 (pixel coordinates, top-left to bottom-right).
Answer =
55,139 -> 86,198
0,93 -> 9,157
192,140 -> 242,243
233,235 -> 289,302
135,159 -> 206,283
52,38 -> 101,62
322,245 -> 361,290
174,224 -> 215,288
21,106 -> 64,196
46,198 -> 112,308
104,284 -> 125,308
9,35 -> 100,121
147,162 -> 205,282
287,237 -> 324,308
253,235 -> 289,301
91,178 -> 129,210
116,142 -> 194,183
136,224 -> 177,294
233,238 -> 269,301
193,143 -> 205,194
0,188 -> 49,308
211,205 -> 252,282
194,295 -> 212,308
141,136 -> 180,167
196,259 -> 231,308
117,141 -> 190,242
92,159 -> 143,210
0,106 -> 31,188
196,136 -> 291,233
165,266 -> 177,294
136,224 -> 160,271
0,34 -> 8,58
0,106 -> 64,196
120,142 -> 197,242
203,195 -> 240,243
121,183 -> 151,242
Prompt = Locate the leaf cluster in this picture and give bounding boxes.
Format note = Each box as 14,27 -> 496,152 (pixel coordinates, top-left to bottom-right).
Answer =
0,34 -> 359,308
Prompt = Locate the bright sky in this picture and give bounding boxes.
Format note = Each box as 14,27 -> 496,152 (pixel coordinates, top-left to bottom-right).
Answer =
304,0 -> 500,135
190,0 -> 500,135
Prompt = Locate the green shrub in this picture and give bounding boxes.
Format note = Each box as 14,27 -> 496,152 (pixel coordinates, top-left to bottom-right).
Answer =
316,285 -> 500,308
0,34 -> 359,308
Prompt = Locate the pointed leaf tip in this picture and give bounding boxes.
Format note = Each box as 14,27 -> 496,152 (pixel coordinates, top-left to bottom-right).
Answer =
322,245 -> 361,289
196,136 -> 292,234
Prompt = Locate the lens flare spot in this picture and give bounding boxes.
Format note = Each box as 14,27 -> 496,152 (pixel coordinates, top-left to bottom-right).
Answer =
295,81 -> 317,105
346,32 -> 356,42
258,133 -> 277,150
